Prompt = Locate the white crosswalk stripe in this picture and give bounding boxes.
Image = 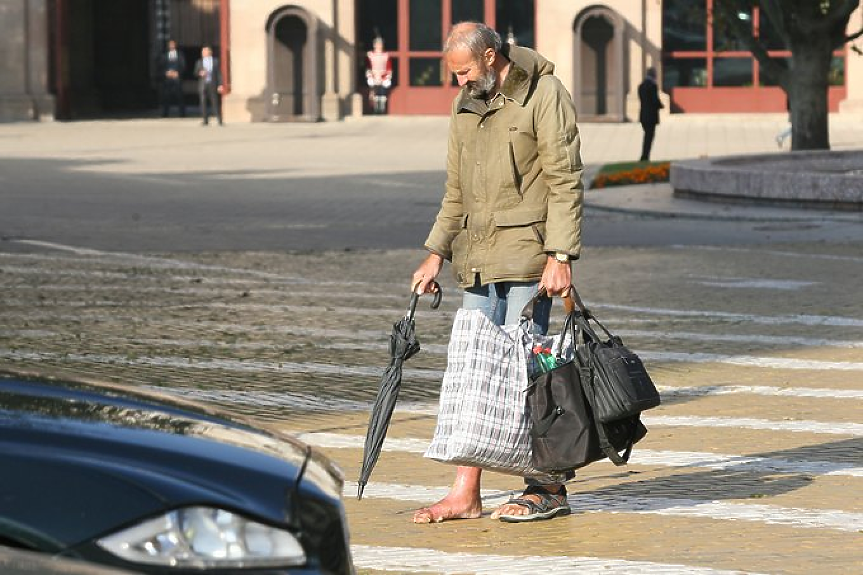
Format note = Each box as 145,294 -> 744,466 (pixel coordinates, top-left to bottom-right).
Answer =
350,545 -> 768,575
349,482 -> 863,533
3,349 -> 863,387
295,432 -> 863,477
144,387 -> 863,435
642,415 -> 863,436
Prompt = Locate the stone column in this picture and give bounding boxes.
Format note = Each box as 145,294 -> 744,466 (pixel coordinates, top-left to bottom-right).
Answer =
320,0 -> 342,121
0,0 -> 54,121
338,0 -> 362,118
615,15 -> 626,121
27,0 -> 54,119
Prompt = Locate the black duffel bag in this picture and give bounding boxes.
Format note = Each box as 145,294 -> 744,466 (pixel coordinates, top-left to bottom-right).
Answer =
573,309 -> 661,423
526,309 -> 647,474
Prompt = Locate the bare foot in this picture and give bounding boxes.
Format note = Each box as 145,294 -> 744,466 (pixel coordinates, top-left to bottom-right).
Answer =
412,495 -> 483,524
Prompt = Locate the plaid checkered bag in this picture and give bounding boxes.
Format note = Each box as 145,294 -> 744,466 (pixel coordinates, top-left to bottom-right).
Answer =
425,309 -> 548,477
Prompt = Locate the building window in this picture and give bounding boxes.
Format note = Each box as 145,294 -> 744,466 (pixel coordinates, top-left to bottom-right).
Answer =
663,56 -> 707,88
452,0 -> 484,25
712,57 -> 752,87
712,7 -> 751,52
409,0 -> 442,51
410,58 -> 443,86
662,0 -> 706,52
830,56 -> 845,86
496,0 -> 535,49
662,0 -> 845,112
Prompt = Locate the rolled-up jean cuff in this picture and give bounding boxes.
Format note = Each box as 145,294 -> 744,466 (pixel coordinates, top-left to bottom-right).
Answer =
524,471 -> 575,486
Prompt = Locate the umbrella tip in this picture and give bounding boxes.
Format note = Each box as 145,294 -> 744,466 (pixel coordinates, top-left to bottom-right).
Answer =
357,482 -> 365,500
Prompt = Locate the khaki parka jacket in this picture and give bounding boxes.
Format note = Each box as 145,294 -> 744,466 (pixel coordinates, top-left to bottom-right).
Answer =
425,45 -> 584,289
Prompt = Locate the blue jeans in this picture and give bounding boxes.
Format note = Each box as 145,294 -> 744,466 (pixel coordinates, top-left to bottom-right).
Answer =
462,281 -> 551,334
462,281 -> 572,487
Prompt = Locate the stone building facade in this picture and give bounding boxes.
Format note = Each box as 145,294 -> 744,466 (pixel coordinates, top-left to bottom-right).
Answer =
0,0 -> 54,121
2,0 -> 862,122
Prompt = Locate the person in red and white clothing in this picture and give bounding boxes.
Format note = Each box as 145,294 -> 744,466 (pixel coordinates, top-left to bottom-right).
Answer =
365,36 -> 392,114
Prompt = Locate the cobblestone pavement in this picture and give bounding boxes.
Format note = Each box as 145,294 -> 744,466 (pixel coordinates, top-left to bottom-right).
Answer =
1,240 -> 862,574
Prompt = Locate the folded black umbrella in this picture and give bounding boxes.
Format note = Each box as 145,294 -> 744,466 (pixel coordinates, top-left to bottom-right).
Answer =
357,283 -> 441,500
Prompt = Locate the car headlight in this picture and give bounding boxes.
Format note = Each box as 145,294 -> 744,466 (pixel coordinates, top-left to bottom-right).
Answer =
96,507 -> 306,569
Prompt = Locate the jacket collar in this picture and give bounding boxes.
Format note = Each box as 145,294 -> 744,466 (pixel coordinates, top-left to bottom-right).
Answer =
499,62 -> 531,106
456,60 -> 532,115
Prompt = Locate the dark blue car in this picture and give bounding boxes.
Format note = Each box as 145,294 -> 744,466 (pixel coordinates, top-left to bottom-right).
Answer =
0,374 -> 354,574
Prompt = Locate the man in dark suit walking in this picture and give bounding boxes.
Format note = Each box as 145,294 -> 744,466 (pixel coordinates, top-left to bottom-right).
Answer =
638,67 -> 663,161
194,46 -> 223,126
159,40 -> 186,117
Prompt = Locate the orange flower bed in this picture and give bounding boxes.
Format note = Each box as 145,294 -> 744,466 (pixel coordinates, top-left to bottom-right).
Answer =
592,161 -> 671,189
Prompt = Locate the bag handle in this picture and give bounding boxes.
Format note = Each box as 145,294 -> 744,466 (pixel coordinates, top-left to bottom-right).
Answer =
520,284 -> 589,322
520,288 -> 548,322
563,285 -> 590,317
572,310 -> 616,345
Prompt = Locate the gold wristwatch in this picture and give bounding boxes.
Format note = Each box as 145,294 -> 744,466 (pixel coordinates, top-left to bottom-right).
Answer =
554,252 -> 570,263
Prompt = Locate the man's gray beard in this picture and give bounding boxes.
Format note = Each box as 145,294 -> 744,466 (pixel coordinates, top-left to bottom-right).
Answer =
467,67 -> 497,99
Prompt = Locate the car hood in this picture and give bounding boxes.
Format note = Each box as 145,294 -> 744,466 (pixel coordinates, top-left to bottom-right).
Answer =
0,375 -> 343,549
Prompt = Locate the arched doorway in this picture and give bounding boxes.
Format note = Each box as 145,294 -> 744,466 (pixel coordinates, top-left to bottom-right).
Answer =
266,7 -> 319,121
573,6 -> 626,121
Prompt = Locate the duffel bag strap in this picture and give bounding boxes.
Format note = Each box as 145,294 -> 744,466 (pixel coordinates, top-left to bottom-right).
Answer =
595,419 -> 628,466
579,364 -> 637,466
595,419 -> 637,466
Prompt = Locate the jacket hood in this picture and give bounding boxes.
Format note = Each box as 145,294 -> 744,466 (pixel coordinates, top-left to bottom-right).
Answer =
504,44 -> 555,79
457,45 -> 555,112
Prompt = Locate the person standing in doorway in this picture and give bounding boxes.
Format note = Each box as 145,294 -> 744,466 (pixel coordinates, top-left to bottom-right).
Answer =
411,22 -> 583,524
365,36 -> 392,114
159,40 -> 186,118
638,67 -> 663,161
194,46 -> 223,126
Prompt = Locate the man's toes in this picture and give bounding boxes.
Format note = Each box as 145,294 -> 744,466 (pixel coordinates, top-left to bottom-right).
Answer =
491,504 -> 522,519
490,505 -> 511,519
413,506 -> 446,524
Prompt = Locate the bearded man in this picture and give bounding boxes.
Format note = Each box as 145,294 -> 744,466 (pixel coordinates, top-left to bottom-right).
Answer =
411,22 -> 584,523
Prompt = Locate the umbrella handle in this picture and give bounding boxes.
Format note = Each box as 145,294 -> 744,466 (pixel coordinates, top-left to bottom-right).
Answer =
408,281 -> 442,319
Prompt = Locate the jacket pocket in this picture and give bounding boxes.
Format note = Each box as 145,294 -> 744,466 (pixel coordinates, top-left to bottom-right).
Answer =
489,207 -> 548,276
451,214 -> 470,271
492,206 -> 547,250
507,136 -> 522,193
507,125 -> 538,191
492,206 -> 546,228
531,222 -> 545,245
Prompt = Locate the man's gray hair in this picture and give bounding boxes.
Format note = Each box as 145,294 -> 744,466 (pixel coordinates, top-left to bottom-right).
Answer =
444,22 -> 502,60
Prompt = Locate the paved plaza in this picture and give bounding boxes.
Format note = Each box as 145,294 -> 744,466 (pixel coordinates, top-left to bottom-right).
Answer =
1,114 -> 862,574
